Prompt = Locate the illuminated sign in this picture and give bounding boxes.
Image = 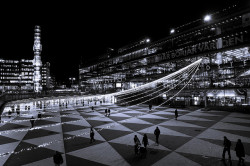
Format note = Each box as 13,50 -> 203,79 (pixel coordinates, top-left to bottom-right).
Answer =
155,35 -> 246,61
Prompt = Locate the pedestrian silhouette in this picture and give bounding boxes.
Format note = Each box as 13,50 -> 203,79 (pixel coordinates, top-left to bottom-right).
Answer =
149,104 -> 152,111
38,112 -> 41,119
142,134 -> 149,148
134,135 -> 141,155
8,110 -> 11,118
30,116 -> 35,128
134,135 -> 141,145
53,151 -> 63,166
90,127 -> 95,143
154,126 -> 160,145
175,109 -> 178,120
222,136 -> 231,160
16,108 -> 20,116
105,109 -> 107,116
108,109 -> 110,116
91,106 -> 94,112
235,139 -> 245,165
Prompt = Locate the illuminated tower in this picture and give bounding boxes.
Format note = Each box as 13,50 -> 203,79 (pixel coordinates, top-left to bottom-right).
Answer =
33,25 -> 43,92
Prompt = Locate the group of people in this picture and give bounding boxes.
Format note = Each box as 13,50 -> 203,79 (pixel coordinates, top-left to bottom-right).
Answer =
222,136 -> 246,165
105,108 -> 111,116
132,126 -> 161,158
134,134 -> 148,158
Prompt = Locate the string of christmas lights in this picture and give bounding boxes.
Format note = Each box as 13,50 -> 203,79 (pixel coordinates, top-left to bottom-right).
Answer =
116,62 -> 200,106
0,60 -> 201,157
117,62 -> 198,102
0,59 -> 202,157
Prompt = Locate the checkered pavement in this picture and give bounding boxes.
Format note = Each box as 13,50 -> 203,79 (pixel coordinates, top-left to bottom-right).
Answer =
0,103 -> 250,166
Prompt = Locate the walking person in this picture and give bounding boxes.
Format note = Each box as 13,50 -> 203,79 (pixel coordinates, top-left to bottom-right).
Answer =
91,106 -> 94,112
38,112 -> 42,119
222,136 -> 231,160
90,127 -> 95,143
8,110 -> 11,118
108,108 -> 110,116
149,104 -> 152,111
134,135 -> 141,145
134,135 -> 141,155
53,151 -> 63,166
154,126 -> 161,145
142,134 -> 149,149
30,116 -> 35,128
105,109 -> 108,116
175,109 -> 178,120
235,139 -> 245,165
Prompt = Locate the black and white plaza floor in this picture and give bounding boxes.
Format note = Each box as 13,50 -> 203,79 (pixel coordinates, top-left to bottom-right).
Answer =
0,103 -> 250,166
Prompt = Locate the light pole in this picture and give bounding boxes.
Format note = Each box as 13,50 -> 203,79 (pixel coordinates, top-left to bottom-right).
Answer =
69,77 -> 76,88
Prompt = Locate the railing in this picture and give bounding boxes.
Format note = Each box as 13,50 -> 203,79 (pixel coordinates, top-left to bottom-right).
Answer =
0,91 -> 82,102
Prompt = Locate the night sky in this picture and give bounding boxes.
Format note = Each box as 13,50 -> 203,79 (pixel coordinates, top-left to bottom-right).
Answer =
0,0 -> 241,85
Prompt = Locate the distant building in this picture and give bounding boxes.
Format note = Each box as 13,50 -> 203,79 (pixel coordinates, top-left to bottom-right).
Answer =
42,62 -> 53,90
0,25 -> 53,94
0,59 -> 34,93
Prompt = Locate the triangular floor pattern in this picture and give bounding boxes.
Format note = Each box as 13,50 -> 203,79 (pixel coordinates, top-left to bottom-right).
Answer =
0,103 -> 249,165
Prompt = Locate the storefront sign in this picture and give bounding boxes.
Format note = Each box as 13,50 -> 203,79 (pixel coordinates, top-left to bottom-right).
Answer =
155,35 -> 245,61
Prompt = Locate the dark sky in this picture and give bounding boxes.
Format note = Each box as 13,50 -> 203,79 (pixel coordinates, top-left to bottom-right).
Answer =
0,0 -> 241,84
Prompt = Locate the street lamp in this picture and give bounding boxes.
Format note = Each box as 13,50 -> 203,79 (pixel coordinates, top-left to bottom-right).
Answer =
170,29 -> 175,34
204,14 -> 212,22
69,77 -> 76,88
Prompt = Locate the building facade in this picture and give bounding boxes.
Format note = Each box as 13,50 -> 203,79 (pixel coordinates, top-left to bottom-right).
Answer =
80,3 -> 250,107
0,59 -> 34,93
42,62 -> 54,90
0,25 -> 52,94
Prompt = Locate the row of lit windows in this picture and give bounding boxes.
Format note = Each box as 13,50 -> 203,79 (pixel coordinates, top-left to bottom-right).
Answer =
0,60 -> 19,63
0,73 -> 19,76
21,68 -> 33,71
0,69 -> 19,72
0,65 -> 18,68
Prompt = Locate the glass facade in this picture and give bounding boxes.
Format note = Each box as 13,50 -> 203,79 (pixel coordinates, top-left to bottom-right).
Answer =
79,5 -> 250,107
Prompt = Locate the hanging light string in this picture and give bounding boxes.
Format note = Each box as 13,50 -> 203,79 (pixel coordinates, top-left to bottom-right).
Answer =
1,59 -> 200,125
116,62 -> 200,106
153,61 -> 201,110
113,59 -> 202,97
0,60 -> 200,137
0,60 -> 201,157
115,64 -> 191,98
117,62 -> 198,102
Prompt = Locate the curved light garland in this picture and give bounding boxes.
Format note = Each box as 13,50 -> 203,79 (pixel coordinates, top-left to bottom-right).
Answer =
0,59 -> 202,157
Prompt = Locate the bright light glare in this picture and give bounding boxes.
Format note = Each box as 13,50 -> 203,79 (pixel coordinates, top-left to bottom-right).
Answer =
170,29 -> 175,34
204,15 -> 211,22
146,38 -> 150,43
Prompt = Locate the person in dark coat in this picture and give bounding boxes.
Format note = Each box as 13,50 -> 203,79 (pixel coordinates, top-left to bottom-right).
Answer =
134,135 -> 141,155
53,151 -> 63,166
142,134 -> 149,149
134,135 -> 141,145
8,110 -> 11,118
91,106 -> 94,112
107,109 -> 110,116
90,127 -> 95,143
222,136 -> 231,160
105,109 -> 108,116
149,104 -> 152,111
38,112 -> 41,119
175,109 -> 178,120
235,139 -> 245,165
154,126 -> 160,145
30,116 -> 35,128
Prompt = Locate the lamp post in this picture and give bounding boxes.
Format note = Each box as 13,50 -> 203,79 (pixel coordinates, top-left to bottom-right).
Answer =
69,77 -> 76,88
